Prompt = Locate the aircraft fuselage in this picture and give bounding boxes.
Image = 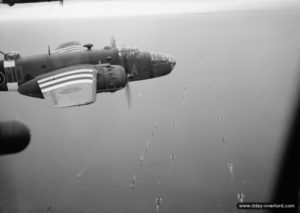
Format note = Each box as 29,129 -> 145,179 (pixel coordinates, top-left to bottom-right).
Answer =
0,45 -> 175,98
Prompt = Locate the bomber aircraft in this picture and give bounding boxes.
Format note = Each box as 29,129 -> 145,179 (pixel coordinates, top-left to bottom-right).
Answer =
0,39 -> 176,108
0,0 -> 63,6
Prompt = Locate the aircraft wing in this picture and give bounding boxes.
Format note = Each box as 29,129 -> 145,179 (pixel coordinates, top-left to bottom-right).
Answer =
37,65 -> 97,108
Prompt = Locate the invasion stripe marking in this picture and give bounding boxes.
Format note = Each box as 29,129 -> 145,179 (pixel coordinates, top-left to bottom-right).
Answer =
38,71 -> 93,85
38,69 -> 94,83
41,79 -> 93,93
3,60 -> 15,68
40,76 -> 93,90
39,74 -> 94,88
7,82 -> 18,91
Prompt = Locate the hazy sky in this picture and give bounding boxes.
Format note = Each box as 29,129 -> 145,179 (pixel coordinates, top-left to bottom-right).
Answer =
1,0 -> 300,21
0,1 -> 300,213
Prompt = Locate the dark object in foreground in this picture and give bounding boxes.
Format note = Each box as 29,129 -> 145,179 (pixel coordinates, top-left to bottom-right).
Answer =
271,80 -> 299,212
0,121 -> 30,155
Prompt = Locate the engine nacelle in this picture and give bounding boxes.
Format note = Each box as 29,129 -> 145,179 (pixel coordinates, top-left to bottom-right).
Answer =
96,65 -> 127,93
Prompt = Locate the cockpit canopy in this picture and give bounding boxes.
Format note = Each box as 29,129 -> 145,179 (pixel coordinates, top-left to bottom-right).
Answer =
118,47 -> 140,58
124,47 -> 139,55
55,41 -> 81,50
54,41 -> 84,54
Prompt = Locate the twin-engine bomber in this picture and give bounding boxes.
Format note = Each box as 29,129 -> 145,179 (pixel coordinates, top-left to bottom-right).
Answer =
0,0 -> 63,6
0,39 -> 176,108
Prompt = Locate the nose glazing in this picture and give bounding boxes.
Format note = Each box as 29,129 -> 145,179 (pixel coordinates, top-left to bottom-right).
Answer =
150,52 -> 176,77
168,55 -> 176,71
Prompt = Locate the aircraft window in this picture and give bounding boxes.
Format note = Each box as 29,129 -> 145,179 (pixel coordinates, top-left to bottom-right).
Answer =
127,50 -> 137,56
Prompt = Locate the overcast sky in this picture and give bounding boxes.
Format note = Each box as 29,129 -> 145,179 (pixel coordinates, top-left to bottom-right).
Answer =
1,0 -> 300,21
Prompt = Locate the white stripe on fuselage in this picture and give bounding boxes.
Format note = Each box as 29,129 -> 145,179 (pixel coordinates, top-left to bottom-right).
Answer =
38,69 -> 94,83
7,82 -> 18,91
3,60 -> 15,68
41,79 -> 93,93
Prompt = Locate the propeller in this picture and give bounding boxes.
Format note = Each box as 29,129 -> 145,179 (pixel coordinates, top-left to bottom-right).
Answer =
125,78 -> 132,108
111,36 -> 116,48
125,64 -> 136,108
110,36 -> 132,108
110,35 -> 126,48
48,45 -> 51,55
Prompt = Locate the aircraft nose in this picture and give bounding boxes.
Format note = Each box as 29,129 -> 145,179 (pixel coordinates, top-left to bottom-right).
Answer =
169,56 -> 176,71
150,52 -> 176,77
